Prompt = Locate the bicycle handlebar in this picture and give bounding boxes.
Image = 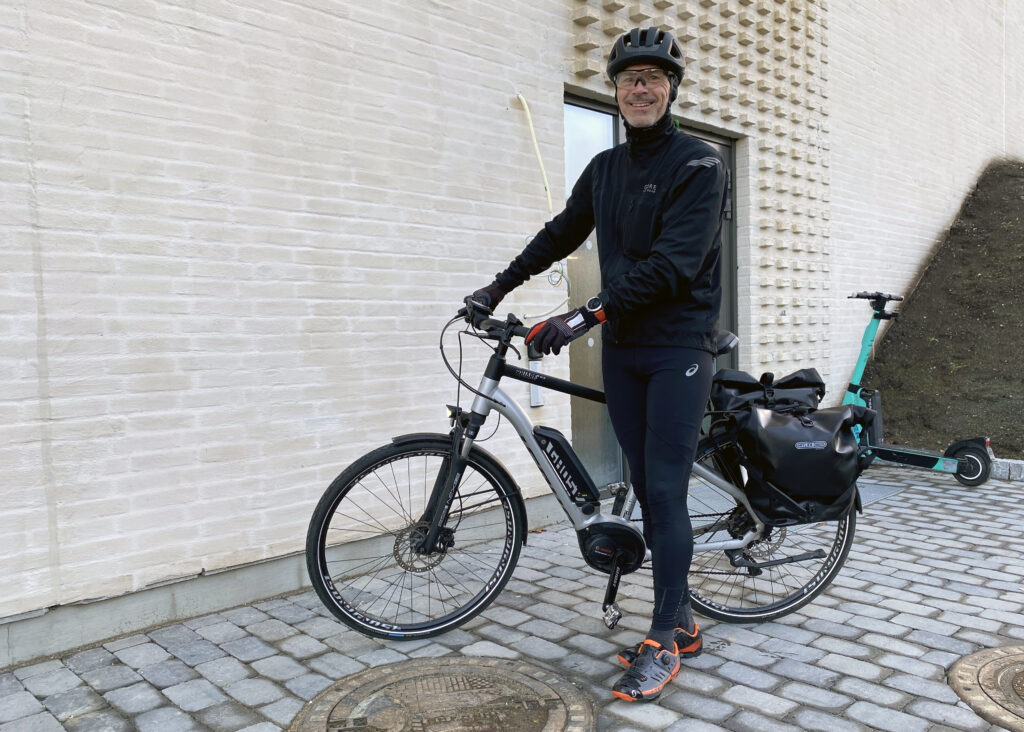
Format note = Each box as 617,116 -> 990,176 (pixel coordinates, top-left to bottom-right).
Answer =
460,298 -> 531,340
849,291 -> 903,302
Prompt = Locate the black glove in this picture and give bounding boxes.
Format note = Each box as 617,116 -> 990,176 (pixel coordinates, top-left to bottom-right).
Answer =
525,307 -> 600,356
468,280 -> 508,311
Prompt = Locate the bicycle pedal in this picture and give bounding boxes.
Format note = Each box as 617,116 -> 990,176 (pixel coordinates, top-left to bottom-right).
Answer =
602,602 -> 622,629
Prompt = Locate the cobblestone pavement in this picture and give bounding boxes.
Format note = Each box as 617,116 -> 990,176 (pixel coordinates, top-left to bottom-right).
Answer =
1,465 -> 1022,731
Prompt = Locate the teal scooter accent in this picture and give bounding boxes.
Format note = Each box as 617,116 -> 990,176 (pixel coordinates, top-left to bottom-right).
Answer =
842,292 -> 992,486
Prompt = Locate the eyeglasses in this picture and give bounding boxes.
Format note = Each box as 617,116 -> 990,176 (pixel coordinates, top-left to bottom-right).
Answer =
615,67 -> 671,89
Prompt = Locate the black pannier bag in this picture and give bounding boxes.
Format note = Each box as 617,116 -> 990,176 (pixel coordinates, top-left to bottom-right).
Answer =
711,368 -> 826,413
733,404 -> 875,526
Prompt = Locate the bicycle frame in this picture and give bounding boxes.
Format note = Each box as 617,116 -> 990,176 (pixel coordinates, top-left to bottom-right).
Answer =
456,341 -> 767,555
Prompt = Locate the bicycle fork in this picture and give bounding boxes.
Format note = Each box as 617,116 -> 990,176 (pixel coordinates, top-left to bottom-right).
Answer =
414,406 -> 480,555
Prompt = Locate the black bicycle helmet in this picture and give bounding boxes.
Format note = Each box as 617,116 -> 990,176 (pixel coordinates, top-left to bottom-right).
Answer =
606,27 -> 684,83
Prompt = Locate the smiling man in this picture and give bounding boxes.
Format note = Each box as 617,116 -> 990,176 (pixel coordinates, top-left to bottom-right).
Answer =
468,28 -> 728,703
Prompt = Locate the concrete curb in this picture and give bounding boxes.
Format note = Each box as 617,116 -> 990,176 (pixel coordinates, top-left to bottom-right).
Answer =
991,457 -> 1024,482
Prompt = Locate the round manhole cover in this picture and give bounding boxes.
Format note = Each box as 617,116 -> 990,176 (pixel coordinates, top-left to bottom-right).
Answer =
289,656 -> 596,732
949,645 -> 1024,731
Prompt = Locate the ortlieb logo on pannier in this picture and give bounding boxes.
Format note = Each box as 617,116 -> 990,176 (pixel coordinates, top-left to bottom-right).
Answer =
711,368 -> 875,526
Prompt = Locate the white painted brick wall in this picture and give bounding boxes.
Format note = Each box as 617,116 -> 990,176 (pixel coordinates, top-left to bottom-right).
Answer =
3,0 -> 1021,621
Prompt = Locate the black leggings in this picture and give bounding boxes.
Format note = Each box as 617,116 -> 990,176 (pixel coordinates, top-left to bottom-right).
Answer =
602,343 -> 713,632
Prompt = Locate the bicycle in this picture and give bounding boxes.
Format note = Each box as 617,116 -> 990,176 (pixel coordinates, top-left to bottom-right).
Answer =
305,303 -> 857,640
843,291 -> 992,486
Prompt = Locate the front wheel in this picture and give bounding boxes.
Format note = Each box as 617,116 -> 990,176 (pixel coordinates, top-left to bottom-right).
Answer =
686,436 -> 857,623
306,436 -> 525,639
952,446 -> 991,487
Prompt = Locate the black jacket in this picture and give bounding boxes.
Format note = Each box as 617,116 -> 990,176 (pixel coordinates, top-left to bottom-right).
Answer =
496,115 -> 728,351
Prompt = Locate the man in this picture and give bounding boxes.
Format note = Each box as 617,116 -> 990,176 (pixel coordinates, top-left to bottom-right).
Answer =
470,27 -> 728,702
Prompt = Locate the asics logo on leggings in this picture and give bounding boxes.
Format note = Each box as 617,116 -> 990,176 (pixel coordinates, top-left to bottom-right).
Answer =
685,364 -> 699,377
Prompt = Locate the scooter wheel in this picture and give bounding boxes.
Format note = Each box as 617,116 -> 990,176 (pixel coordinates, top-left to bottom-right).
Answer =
952,446 -> 991,487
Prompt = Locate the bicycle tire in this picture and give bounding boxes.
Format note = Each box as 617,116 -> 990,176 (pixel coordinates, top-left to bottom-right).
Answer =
952,446 -> 990,487
306,435 -> 525,639
686,435 -> 856,623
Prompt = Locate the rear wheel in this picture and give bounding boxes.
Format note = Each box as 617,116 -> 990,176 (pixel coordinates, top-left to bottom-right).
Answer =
686,436 -> 856,623
952,446 -> 991,486
306,436 -> 525,639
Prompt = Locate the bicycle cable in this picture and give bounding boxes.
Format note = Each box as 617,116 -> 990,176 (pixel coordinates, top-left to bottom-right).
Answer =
438,315 -> 509,412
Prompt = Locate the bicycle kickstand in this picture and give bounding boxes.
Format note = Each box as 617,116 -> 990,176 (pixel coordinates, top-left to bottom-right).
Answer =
601,550 -> 624,629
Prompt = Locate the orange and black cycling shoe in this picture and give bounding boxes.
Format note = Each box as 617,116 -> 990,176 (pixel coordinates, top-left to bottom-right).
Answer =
616,623 -> 702,668
611,639 -> 681,702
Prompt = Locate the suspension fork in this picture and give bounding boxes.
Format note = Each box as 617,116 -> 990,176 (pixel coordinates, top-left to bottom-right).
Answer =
415,406 -> 481,554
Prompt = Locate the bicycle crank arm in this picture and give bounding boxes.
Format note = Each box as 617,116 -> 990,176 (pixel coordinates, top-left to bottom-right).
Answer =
726,548 -> 827,572
601,550 -> 624,629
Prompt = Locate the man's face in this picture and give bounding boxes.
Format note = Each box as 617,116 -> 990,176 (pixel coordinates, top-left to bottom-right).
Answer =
615,63 -> 672,128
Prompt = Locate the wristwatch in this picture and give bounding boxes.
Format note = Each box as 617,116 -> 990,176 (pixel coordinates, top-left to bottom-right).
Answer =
585,295 -> 607,323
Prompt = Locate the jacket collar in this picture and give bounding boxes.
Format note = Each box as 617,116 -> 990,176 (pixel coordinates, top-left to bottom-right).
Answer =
624,112 -> 675,156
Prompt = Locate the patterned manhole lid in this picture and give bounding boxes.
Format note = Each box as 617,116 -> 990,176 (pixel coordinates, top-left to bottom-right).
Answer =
948,645 -> 1024,731
289,656 -> 596,732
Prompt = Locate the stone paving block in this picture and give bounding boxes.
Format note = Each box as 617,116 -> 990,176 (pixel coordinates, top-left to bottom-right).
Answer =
905,629 -> 976,655
514,636 -> 567,661
138,659 -> 198,689
557,652 -> 615,679
283,673 -> 332,700
79,665 -> 143,694
12,662 -> 63,682
249,655 -> 307,682
769,658 -> 840,686
321,632 -> 382,657
63,709 -> 132,731
567,633 -> 618,658
810,636 -> 872,658
260,695 -> 305,726
660,689 -> 734,721
758,638 -> 825,664
714,661 -> 779,690
755,622 -> 819,645
720,684 -> 797,716
220,636 -> 278,663
0,711 -> 64,731
790,707 -> 867,732
305,652 -> 365,679
875,652 -> 945,679
113,642 -> 172,669
476,622 -> 527,646
183,613 -> 224,630
518,618 -> 572,641
166,639 -> 227,666
63,649 -> 115,676
857,632 -> 927,658
818,653 -> 886,681
664,719 -> 730,732
0,674 -> 24,696
225,678 -> 286,706
524,601 -> 578,624
846,700 -> 930,732
292,616 -> 346,639
460,640 -> 518,659
847,615 -> 914,637
195,700 -> 264,732
195,656 -> 252,687
955,628 -> 1006,648
407,643 -> 452,659
236,723 -> 280,732
19,668 -> 80,698
778,680 -> 852,710
262,602 -> 316,625
802,619 -> 865,640
904,699 -> 990,731
726,709 -> 802,732
277,634 -> 328,659
195,621 -> 249,644
0,692 -> 43,724
355,648 -> 407,667
41,685 -> 104,722
882,672 -> 961,703
221,607 -> 271,627
103,681 -> 166,714
134,705 -> 205,732
606,699 -> 681,729
163,678 -> 229,712
148,625 -> 201,648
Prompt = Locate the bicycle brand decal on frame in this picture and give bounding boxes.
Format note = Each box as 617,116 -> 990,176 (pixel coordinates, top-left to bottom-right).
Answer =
794,441 -> 828,450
